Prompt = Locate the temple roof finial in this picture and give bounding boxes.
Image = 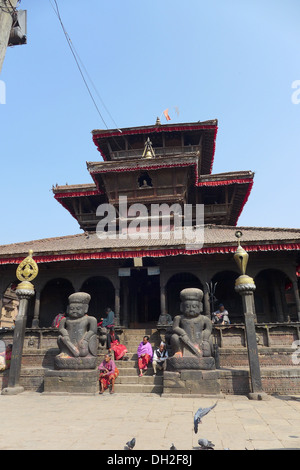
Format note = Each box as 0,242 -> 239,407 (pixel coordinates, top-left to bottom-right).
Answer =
142,137 -> 155,159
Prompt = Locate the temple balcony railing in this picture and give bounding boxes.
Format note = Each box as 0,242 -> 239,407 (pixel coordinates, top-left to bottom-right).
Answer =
109,145 -> 200,160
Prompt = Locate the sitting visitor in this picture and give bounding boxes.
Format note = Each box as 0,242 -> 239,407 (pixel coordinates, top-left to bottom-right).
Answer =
51,312 -> 65,328
152,342 -> 168,375
107,327 -> 128,361
97,307 -> 115,328
137,336 -> 153,377
0,343 -> 12,371
212,304 -> 230,325
98,353 -> 119,394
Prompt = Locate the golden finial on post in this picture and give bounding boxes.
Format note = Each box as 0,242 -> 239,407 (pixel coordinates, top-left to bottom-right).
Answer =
233,231 -> 255,289
16,250 -> 38,292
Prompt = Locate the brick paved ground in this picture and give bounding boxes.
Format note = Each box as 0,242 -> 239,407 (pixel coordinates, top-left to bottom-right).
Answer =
0,392 -> 299,450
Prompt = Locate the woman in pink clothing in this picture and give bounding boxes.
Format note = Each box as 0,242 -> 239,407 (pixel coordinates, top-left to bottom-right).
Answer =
137,336 -> 153,377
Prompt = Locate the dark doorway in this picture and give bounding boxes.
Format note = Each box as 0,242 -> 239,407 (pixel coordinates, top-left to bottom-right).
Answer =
81,276 -> 115,324
127,268 -> 160,327
254,269 -> 293,322
211,271 -> 243,323
40,278 -> 75,327
166,272 -> 202,318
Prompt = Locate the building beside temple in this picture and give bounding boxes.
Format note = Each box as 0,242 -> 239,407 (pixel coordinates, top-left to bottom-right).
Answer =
0,118 -> 300,329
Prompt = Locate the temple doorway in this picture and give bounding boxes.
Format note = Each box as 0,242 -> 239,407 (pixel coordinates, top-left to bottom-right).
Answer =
254,269 -> 293,322
126,268 -> 160,327
81,276 -> 115,324
166,272 -> 202,318
39,278 -> 75,327
210,271 -> 243,323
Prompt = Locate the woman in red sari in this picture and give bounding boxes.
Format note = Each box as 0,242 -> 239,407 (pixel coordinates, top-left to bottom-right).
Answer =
98,354 -> 119,394
107,327 -> 128,361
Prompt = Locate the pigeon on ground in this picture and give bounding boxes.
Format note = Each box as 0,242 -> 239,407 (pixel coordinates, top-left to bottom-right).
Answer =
198,438 -> 215,450
194,402 -> 217,434
170,443 -> 177,450
125,437 -> 136,450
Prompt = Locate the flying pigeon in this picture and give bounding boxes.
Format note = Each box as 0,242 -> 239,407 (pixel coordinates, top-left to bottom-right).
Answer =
125,437 -> 136,450
170,443 -> 177,450
198,438 -> 215,450
194,402 -> 217,434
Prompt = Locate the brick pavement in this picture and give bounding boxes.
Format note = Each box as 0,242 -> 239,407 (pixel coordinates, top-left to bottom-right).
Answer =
0,392 -> 300,450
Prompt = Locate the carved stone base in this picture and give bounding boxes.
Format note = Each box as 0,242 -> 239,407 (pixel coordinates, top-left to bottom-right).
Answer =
44,369 -> 99,394
167,356 -> 216,371
163,369 -> 221,395
54,354 -> 97,370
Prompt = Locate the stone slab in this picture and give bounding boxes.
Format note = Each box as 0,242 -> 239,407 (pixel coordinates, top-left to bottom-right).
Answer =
44,369 -> 99,394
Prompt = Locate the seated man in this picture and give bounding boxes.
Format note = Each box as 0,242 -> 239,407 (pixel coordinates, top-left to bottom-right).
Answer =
137,336 -> 153,377
98,307 -> 115,328
153,342 -> 168,375
212,304 -> 230,325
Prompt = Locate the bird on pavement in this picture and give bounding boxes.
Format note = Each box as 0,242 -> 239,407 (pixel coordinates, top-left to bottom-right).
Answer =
125,437 -> 136,450
194,402 -> 217,434
198,438 -> 215,450
170,443 -> 177,450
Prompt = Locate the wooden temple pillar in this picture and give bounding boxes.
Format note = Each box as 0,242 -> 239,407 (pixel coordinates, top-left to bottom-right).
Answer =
122,282 -> 129,327
31,289 -> 40,328
114,277 -> 121,327
160,272 -> 167,315
203,282 -> 211,317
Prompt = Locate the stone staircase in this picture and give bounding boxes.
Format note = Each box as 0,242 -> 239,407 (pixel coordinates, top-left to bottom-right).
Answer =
112,328 -> 163,394
0,328 -> 165,394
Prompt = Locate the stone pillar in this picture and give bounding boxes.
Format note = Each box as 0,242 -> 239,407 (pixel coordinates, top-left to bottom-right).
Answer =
2,250 -> 38,396
31,290 -> 40,328
203,283 -> 211,317
114,286 -> 120,327
122,282 -> 129,328
2,286 -> 35,395
292,278 -> 300,321
234,233 -> 268,400
236,283 -> 264,396
160,283 -> 166,315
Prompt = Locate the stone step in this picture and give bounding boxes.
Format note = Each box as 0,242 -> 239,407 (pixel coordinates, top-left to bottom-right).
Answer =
122,328 -> 158,336
118,367 -> 157,377
118,375 -> 163,385
114,383 -> 163,394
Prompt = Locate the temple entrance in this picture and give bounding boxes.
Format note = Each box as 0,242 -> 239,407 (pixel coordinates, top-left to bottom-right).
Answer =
166,272 -> 202,317
40,278 -> 74,327
125,269 -> 160,327
254,269 -> 294,322
210,271 -> 243,323
81,276 -> 115,324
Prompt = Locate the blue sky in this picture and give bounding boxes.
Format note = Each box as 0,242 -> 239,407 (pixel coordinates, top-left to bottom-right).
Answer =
1,0 -> 300,245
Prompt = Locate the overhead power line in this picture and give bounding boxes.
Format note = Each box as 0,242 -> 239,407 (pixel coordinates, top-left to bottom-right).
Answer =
49,0 -> 113,130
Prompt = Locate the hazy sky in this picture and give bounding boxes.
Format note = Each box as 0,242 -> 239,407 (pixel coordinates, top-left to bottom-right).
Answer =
1,0 -> 300,245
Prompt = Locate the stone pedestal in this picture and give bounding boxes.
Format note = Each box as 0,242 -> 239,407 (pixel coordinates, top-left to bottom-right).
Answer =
44,369 -> 99,395
167,356 -> 216,371
163,369 -> 221,395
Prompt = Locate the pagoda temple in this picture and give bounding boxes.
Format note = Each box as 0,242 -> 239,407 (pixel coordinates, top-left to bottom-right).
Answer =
0,119 -> 300,329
